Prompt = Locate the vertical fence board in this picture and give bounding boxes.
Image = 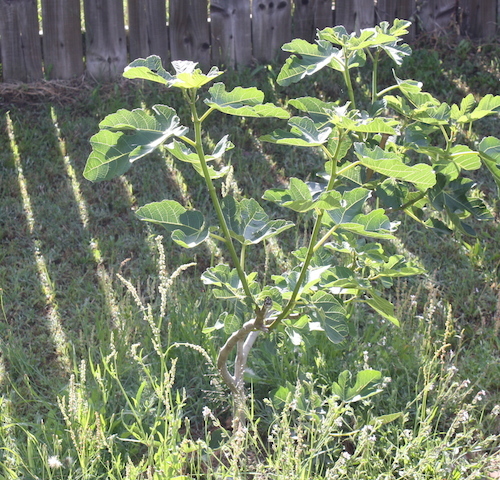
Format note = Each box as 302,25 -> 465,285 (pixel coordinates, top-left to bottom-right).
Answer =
252,0 -> 292,63
418,0 -> 456,35
292,0 -> 316,41
128,0 -> 169,62
84,0 -> 128,80
170,0 -> 211,68
293,0 -> 334,40
0,0 -> 43,82
459,0 -> 497,39
314,0 -> 334,30
210,0 -> 252,68
41,0 -> 83,79
376,0 -> 416,38
335,0 -> 375,33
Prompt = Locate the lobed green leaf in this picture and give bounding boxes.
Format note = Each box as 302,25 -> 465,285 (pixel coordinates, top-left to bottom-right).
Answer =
205,83 -> 289,118
135,200 -> 209,248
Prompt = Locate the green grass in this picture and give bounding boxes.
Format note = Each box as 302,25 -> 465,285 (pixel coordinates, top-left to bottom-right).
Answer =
1,39 -> 500,479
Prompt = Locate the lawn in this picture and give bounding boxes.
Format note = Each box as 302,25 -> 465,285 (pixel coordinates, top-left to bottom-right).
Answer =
1,34 -> 500,479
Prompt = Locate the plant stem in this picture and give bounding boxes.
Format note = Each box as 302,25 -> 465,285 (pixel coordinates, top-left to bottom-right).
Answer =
371,49 -> 380,104
269,132 -> 345,329
343,54 -> 356,109
189,91 -> 255,304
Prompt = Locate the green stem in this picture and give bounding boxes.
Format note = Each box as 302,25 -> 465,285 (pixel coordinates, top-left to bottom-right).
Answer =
269,131 -> 345,329
268,210 -> 325,330
371,49 -> 380,104
343,54 -> 356,109
189,91 -> 255,304
376,84 -> 400,98
240,244 -> 246,271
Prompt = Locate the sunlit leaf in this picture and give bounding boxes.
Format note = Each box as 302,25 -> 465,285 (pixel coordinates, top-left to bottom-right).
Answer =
205,83 -> 289,118
263,178 -> 341,212
278,38 -> 340,86
308,291 -> 348,344
354,143 -> 436,190
363,292 -> 399,325
332,369 -> 382,403
135,200 -> 209,248
165,136 -> 232,179
221,196 -> 294,245
261,116 -> 332,146
84,105 -> 188,181
478,136 -> 500,191
123,55 -> 176,85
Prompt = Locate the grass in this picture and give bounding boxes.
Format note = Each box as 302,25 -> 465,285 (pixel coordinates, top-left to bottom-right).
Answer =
1,37 -> 500,479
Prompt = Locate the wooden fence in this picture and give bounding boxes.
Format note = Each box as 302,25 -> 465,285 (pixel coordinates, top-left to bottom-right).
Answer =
0,0 -> 498,83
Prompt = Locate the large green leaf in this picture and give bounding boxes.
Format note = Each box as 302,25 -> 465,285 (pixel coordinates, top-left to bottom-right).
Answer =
123,56 -> 223,89
201,264 -> 258,301
332,369 -> 382,403
479,136 -> 500,191
205,83 -> 289,118
363,292 -> 399,325
84,105 -> 188,181
333,209 -> 397,239
165,137 -> 232,179
308,291 -> 348,343
412,103 -> 451,125
135,200 -> 209,248
354,143 -> 436,190
335,116 -> 397,135
277,39 -> 340,86
263,178 -> 341,212
429,174 -> 493,222
288,97 -> 338,126
221,196 -> 294,245
170,60 -> 223,89
123,55 -> 176,85
261,116 -> 332,146
459,94 -> 500,122
324,187 -> 370,225
380,42 -> 411,65
432,145 -> 481,180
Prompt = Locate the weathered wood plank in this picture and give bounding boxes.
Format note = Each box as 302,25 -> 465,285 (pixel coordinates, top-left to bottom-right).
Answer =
376,0 -> 416,38
169,0 -> 211,68
83,0 -> 128,80
41,0 -> 84,79
0,0 -> 43,82
293,0 -> 333,40
314,0 -> 334,31
335,0 -> 375,33
128,0 -> 169,62
418,0 -> 456,35
252,0 -> 292,63
293,0 -> 316,41
459,0 -> 497,39
210,0 -> 252,68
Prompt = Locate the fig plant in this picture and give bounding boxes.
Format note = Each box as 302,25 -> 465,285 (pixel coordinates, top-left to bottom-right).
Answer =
84,19 -> 500,430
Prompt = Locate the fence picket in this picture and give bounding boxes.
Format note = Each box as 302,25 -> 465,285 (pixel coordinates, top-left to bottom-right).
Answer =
84,0 -> 128,80
210,0 -> 252,68
0,0 -> 43,82
418,0 -> 456,35
0,0 -> 498,83
315,0 -> 334,31
293,0 -> 317,41
459,0 -> 497,39
41,0 -> 84,79
170,0 -> 211,68
335,0 -> 375,33
252,0 -> 292,63
128,0 -> 169,62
